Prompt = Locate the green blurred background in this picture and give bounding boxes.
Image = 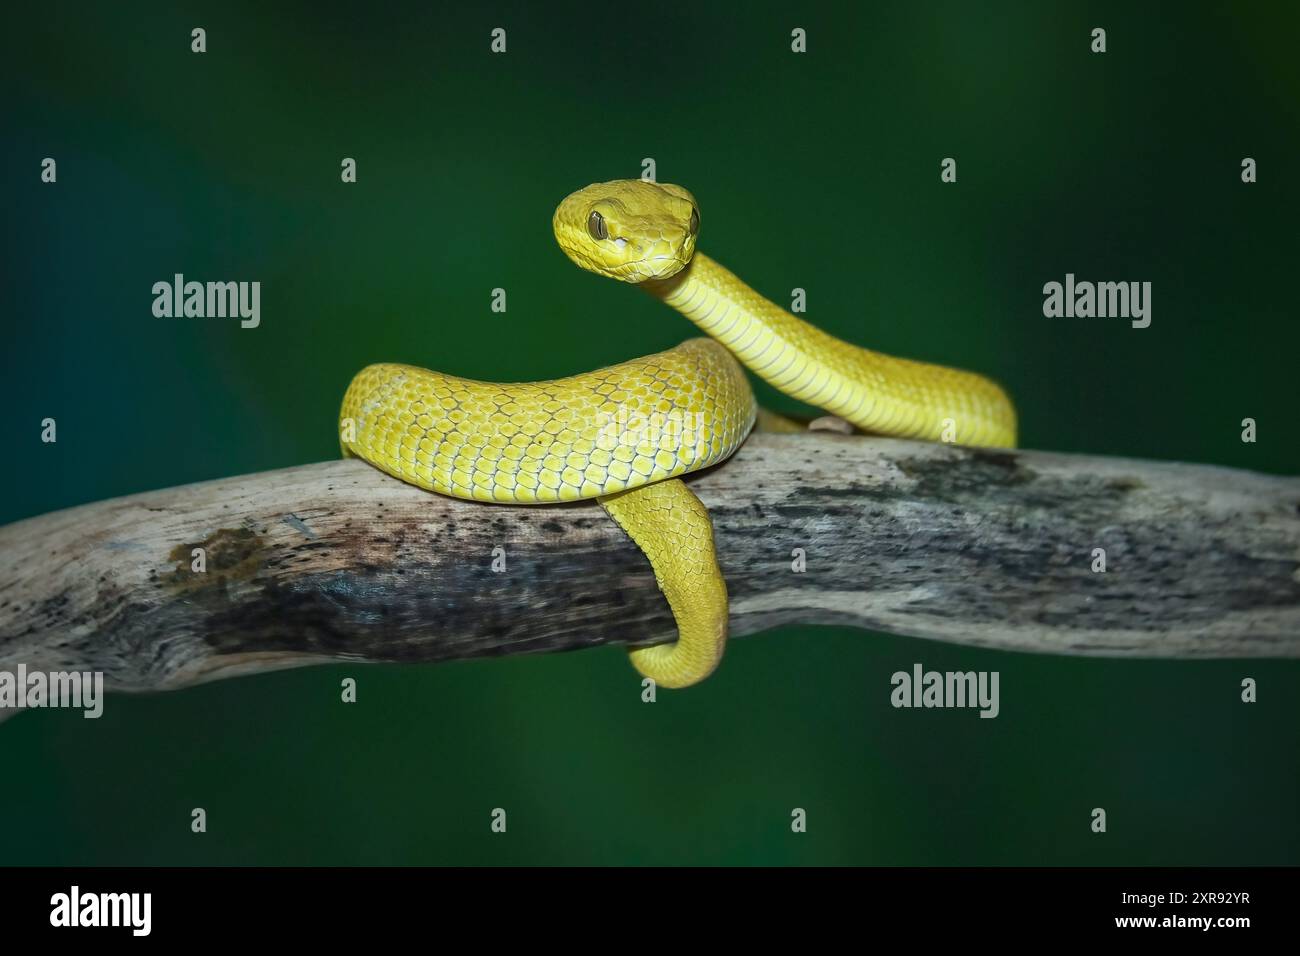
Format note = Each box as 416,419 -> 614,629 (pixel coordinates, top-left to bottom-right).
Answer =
3,1 -> 1298,865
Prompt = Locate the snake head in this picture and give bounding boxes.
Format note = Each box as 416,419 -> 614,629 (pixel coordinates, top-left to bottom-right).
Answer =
554,180 -> 700,283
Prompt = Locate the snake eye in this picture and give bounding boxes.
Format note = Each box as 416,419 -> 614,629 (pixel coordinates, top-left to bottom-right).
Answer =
688,207 -> 699,236
587,210 -> 608,241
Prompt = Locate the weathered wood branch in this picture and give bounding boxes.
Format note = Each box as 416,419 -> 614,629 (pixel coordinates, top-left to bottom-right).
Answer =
1,434 -> 1298,694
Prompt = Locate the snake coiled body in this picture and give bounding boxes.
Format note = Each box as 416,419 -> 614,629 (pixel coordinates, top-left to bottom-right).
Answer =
342,180 -> 1017,687
340,338 -> 755,503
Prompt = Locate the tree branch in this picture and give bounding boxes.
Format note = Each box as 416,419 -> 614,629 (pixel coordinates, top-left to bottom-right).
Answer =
2,434 -> 1298,693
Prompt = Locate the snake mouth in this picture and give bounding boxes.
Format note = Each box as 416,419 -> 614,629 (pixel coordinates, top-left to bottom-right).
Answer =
617,253 -> 691,283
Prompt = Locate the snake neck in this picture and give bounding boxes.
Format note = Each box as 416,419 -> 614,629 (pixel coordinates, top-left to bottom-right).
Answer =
642,252 -> 1017,448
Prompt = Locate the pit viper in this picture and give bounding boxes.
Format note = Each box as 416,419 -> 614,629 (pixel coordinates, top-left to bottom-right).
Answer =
340,179 -> 1017,688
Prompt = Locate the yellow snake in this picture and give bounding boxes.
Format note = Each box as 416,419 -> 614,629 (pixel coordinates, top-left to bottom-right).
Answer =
340,180 -> 1017,688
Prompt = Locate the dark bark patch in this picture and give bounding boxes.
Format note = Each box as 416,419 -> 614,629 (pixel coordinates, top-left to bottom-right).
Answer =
165,527 -> 265,596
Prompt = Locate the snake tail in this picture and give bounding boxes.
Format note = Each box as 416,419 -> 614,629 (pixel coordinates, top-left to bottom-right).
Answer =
598,478 -> 727,689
